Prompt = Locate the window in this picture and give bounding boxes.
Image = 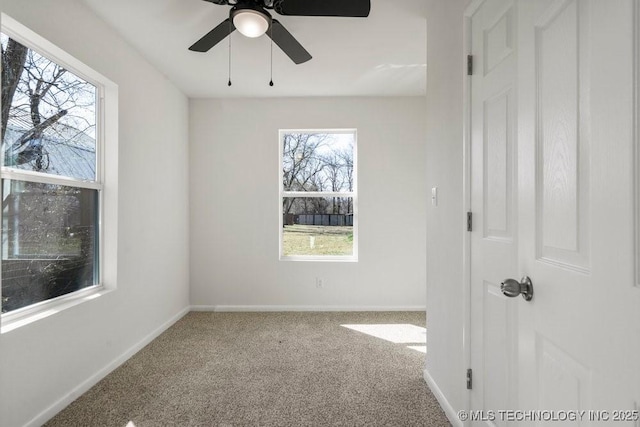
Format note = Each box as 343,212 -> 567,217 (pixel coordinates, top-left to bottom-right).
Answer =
279,130 -> 357,261
0,18 -> 109,318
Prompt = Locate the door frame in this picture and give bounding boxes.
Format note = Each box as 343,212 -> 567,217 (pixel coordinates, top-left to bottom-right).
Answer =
461,1 -> 484,426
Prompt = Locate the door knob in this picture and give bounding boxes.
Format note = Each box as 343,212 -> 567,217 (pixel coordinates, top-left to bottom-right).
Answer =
500,276 -> 533,301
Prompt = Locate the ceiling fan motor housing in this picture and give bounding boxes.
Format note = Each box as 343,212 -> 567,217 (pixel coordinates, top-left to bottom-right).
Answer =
230,3 -> 272,24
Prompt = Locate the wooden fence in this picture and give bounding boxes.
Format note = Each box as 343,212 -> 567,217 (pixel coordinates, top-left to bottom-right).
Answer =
283,213 -> 353,227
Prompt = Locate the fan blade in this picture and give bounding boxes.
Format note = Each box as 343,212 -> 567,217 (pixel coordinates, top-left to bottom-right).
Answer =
202,0 -> 228,4
189,18 -> 235,52
274,0 -> 370,17
268,20 -> 312,64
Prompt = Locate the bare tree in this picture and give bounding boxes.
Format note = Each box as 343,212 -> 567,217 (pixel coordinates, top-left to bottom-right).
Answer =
282,132 -> 356,222
318,144 -> 354,215
322,153 -> 345,214
1,38 -> 28,143
282,133 -> 329,217
1,34 -> 95,171
338,147 -> 354,214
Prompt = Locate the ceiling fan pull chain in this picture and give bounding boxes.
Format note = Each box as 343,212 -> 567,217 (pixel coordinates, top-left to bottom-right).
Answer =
269,22 -> 274,87
228,19 -> 232,86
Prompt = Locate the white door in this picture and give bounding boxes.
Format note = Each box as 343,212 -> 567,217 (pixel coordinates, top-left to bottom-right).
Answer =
470,0 -> 640,423
470,0 -> 519,424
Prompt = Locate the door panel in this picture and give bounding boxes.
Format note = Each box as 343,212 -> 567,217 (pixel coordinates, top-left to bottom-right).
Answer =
535,0 -> 590,272
536,336 -> 591,414
483,8 -> 514,76
484,88 -> 514,241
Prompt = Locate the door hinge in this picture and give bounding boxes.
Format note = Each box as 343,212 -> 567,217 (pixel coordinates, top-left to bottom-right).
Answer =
467,55 -> 473,76
466,368 -> 473,389
467,211 -> 473,232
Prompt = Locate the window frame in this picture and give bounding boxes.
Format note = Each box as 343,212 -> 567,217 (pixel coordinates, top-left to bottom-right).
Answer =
0,14 -> 118,332
279,128 -> 358,262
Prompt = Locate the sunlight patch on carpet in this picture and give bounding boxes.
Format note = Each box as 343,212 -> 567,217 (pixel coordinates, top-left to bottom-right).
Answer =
341,324 -> 426,353
406,345 -> 427,353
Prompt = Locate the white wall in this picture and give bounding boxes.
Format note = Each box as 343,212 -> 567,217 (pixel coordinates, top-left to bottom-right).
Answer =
190,97 -> 427,310
0,1 -> 190,426
424,0 -> 468,421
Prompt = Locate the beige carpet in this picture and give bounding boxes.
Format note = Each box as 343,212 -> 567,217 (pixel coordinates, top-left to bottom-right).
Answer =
46,311 -> 450,426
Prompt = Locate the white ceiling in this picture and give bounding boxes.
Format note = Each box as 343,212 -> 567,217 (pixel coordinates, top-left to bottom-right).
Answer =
81,0 -> 427,98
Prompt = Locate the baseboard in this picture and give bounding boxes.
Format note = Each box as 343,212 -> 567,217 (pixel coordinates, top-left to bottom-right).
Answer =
423,368 -> 463,427
25,306 -> 190,427
190,305 -> 427,312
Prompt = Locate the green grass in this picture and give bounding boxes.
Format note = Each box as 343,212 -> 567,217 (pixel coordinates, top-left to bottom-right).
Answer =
282,225 -> 353,256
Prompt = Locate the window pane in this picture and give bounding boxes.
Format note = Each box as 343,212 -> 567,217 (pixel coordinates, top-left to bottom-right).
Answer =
1,33 -> 97,181
282,197 -> 354,257
1,180 -> 98,313
282,132 -> 354,192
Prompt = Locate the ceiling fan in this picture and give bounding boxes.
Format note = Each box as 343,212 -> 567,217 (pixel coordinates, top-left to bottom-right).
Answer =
189,0 -> 371,64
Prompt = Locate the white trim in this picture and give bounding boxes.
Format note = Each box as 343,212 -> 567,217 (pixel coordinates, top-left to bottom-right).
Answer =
462,0 -> 481,419
190,305 -> 426,312
283,191 -> 355,198
423,369 -> 464,427
0,169 -> 102,190
0,14 -> 119,325
278,129 -> 358,262
24,306 -> 190,427
1,286 -> 108,334
279,128 -> 358,135
280,255 -> 357,263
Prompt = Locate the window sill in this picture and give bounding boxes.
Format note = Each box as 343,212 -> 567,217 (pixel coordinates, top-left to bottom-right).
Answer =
280,255 -> 358,262
1,285 -> 111,334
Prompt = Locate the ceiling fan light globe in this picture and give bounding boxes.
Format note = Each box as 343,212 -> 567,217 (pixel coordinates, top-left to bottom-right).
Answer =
233,10 -> 270,38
